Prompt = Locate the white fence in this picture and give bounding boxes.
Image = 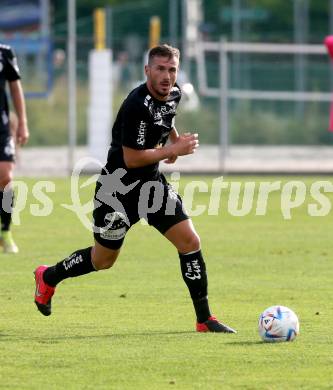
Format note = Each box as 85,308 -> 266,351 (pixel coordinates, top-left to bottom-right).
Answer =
196,40 -> 332,171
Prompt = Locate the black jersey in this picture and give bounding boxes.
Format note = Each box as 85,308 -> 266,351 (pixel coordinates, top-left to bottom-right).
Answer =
0,44 -> 21,135
105,82 -> 181,181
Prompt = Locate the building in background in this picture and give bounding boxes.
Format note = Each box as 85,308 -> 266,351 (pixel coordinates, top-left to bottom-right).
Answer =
0,0 -> 52,98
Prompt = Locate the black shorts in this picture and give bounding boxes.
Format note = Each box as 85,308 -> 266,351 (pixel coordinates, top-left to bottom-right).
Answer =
0,135 -> 15,162
92,171 -> 189,250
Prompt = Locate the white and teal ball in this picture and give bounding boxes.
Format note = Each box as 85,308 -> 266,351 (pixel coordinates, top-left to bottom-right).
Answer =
258,305 -> 299,342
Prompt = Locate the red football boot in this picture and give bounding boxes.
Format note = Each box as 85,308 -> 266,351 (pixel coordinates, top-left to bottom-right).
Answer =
196,316 -> 237,333
34,265 -> 55,316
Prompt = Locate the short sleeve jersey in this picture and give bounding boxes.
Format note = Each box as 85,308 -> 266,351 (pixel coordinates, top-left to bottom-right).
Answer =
0,44 -> 21,135
106,82 -> 182,180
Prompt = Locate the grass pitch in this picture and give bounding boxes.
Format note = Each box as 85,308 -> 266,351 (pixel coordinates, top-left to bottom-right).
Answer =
0,176 -> 332,389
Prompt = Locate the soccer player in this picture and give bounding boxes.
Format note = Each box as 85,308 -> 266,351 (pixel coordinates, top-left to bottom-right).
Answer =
34,44 -> 236,333
0,43 -> 29,253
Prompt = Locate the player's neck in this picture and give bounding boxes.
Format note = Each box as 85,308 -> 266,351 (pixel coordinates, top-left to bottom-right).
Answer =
145,82 -> 169,102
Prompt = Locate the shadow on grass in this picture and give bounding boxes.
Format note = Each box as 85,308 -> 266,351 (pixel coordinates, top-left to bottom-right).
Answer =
1,331 -> 253,344
43,330 -> 197,341
0,330 -> 198,342
225,340 -> 263,346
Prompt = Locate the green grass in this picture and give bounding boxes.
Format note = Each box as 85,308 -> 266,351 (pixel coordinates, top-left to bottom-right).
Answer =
0,176 -> 332,389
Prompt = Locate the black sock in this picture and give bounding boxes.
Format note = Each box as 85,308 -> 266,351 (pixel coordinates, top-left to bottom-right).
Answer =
179,249 -> 212,323
43,247 -> 96,287
0,189 -> 14,231
193,297 -> 212,324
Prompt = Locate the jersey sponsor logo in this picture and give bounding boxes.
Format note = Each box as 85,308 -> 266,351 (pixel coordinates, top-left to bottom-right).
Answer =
137,120 -> 147,146
100,211 -> 127,240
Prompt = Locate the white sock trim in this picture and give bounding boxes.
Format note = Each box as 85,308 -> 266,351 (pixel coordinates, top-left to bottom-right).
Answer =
181,248 -> 201,256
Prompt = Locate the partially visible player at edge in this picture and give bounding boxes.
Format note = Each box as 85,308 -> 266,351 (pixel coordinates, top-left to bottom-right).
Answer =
34,44 -> 236,333
0,43 -> 29,253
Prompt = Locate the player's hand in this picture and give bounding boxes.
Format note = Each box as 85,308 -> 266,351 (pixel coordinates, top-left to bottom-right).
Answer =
170,132 -> 199,157
16,123 -> 29,146
164,155 -> 178,164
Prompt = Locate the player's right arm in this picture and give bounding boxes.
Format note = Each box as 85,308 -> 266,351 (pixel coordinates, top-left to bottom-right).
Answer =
9,80 -> 29,145
4,46 -> 29,145
120,97 -> 199,169
123,133 -> 199,169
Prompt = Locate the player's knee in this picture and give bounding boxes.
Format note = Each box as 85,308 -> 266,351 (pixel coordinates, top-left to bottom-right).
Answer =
91,247 -> 119,270
179,232 -> 201,254
94,254 -> 118,270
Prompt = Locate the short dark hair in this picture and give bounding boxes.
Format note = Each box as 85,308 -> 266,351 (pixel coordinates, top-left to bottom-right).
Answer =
148,44 -> 180,65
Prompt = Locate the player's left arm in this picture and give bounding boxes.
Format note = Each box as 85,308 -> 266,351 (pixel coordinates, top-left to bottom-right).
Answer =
164,127 -> 179,164
9,80 -> 29,145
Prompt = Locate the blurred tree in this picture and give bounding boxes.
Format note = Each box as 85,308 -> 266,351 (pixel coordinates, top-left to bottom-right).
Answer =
203,0 -> 329,43
52,0 -> 132,35
51,0 -> 329,44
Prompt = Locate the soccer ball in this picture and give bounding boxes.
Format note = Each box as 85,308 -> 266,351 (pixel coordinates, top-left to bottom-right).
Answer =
258,305 -> 300,342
